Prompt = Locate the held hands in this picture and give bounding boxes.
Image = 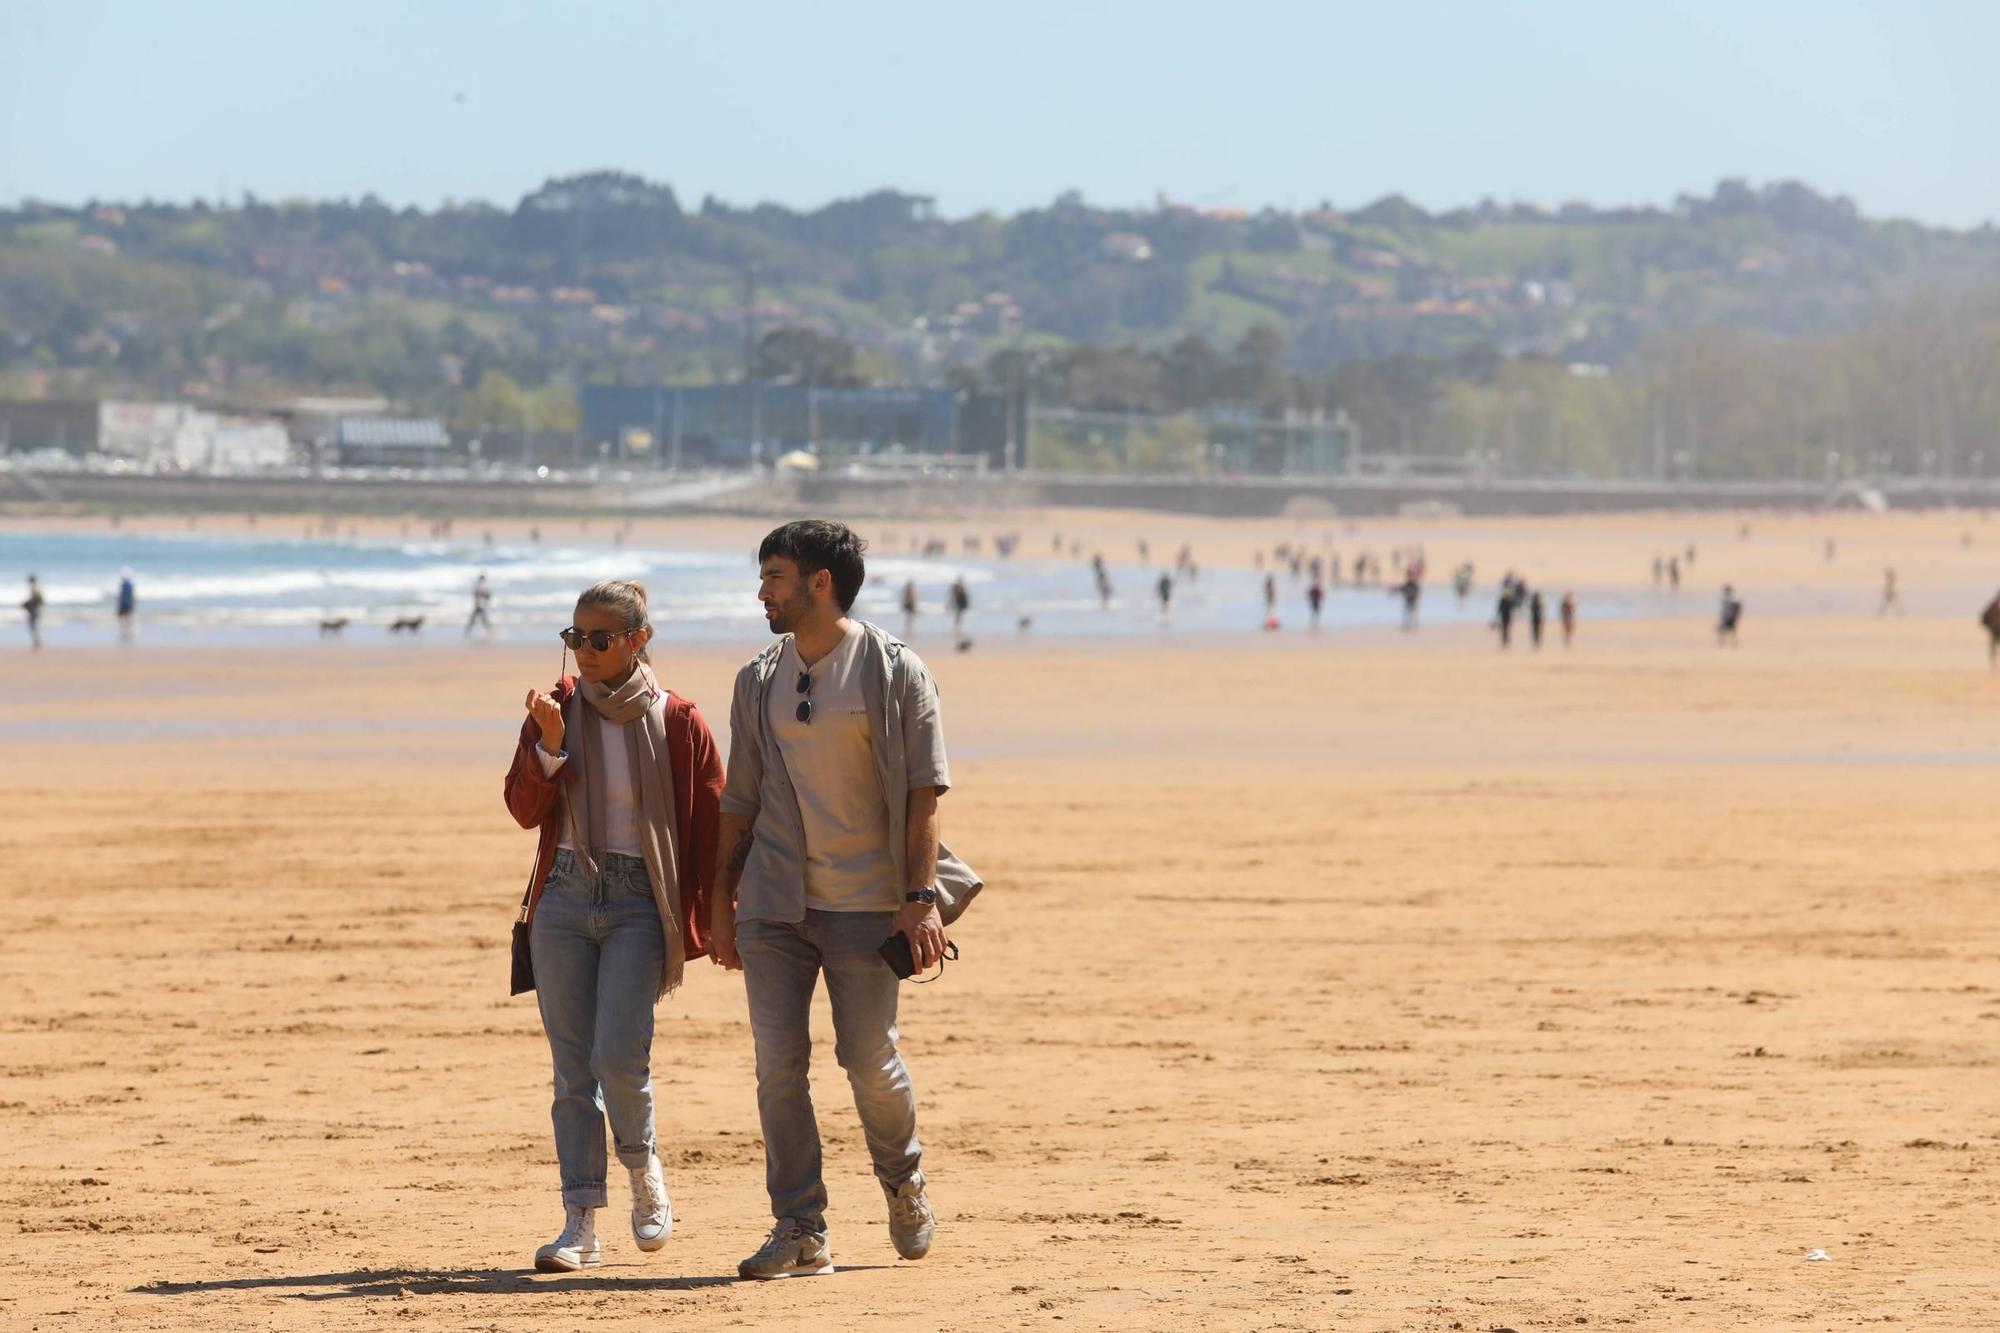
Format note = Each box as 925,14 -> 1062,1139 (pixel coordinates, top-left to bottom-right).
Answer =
709,898 -> 742,971
896,899 -> 947,970
525,688 -> 564,754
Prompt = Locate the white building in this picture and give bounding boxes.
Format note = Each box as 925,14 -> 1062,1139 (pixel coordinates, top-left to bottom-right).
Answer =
99,402 -> 293,471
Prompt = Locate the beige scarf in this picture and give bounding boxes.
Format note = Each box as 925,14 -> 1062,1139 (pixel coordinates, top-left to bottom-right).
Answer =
562,661 -> 685,997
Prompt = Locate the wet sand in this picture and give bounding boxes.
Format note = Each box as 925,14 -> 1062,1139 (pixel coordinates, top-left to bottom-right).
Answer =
3,514 -> 1999,1330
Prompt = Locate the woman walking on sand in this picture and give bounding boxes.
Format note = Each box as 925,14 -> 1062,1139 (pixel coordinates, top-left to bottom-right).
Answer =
504,580 -> 725,1272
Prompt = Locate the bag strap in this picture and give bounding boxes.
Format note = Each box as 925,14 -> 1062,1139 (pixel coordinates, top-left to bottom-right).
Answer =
912,939 -> 960,984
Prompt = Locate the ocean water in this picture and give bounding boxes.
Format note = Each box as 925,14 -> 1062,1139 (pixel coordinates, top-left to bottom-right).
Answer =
2,527 -> 1552,647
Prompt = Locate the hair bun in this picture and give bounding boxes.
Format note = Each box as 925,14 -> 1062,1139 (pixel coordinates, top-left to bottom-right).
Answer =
624,580 -> 647,605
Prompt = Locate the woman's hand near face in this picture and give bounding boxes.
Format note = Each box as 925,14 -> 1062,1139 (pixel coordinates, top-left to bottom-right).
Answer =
526,688 -> 565,754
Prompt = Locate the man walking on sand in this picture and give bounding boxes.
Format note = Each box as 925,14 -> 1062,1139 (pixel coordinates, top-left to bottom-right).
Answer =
709,519 -> 982,1280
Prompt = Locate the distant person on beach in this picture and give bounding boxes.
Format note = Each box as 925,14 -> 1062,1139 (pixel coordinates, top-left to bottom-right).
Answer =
1982,592 -> 2000,668
1263,573 -> 1277,616
1306,578 -> 1324,630
709,519 -> 978,1279
116,569 -> 136,641
1878,567 -> 1902,617
466,572 -> 494,637
22,574 -> 45,650
1494,587 -> 1515,649
1717,585 -> 1744,646
1668,556 -> 1681,591
1398,572 -> 1421,631
1528,589 -> 1545,648
1156,571 -> 1173,621
1453,562 -> 1473,604
900,579 -> 919,636
1092,554 -> 1113,611
1560,591 -> 1577,647
504,579 -> 725,1273
948,574 -> 970,636
1652,555 -> 1664,588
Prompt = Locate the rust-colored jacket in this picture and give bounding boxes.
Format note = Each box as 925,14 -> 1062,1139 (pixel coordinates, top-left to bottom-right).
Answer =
504,675 -> 725,982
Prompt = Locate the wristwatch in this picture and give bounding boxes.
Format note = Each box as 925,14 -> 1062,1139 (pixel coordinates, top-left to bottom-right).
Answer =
904,887 -> 939,905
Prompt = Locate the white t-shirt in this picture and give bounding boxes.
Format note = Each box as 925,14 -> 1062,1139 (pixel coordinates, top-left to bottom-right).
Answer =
538,706 -> 645,858
769,622 -> 898,911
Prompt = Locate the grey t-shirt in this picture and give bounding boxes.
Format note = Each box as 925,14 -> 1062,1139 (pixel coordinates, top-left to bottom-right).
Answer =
769,623 -> 898,911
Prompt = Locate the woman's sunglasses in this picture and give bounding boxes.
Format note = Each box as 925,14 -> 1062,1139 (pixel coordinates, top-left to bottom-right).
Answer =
795,669 -> 813,724
559,626 -> 637,652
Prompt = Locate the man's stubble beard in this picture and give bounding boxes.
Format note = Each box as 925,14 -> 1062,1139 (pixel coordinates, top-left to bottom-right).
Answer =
768,587 -> 815,636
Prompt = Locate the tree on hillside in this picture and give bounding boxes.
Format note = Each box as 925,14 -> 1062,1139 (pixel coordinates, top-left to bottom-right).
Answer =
752,327 -> 865,385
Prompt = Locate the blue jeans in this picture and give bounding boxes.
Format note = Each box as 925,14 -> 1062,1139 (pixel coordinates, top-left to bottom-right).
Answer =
531,849 -> 663,1208
738,910 -> 921,1232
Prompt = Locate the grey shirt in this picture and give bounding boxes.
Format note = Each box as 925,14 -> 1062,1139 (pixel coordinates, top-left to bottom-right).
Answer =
721,619 -> 982,925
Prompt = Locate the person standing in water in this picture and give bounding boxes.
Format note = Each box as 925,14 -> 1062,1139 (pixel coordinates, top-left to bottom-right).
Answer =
1306,577 -> 1324,631
504,580 -> 726,1272
115,569 -> 137,642
1528,589 -> 1545,649
947,575 -> 970,637
1494,586 -> 1515,649
466,572 -> 494,637
1398,572 -> 1421,632
900,579 -> 919,637
1155,571 -> 1173,622
1560,591 -> 1577,647
22,574 -> 44,651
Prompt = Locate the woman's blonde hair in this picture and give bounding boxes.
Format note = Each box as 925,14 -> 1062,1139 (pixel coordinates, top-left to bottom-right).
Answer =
576,579 -> 652,661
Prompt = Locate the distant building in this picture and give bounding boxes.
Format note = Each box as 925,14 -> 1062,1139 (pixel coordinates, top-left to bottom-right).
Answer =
288,395 -> 390,455
583,384 -> 964,467
334,416 -> 451,467
101,402 -> 289,470
0,400 -> 100,454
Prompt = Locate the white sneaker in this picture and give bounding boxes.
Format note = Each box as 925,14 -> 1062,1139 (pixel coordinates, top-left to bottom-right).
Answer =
629,1156 -> 671,1252
534,1204 -> 600,1273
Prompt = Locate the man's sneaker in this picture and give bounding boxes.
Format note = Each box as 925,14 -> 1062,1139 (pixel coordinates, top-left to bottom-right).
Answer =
630,1156 -> 671,1252
534,1204 -> 600,1273
737,1221 -> 833,1279
885,1170 -> 935,1260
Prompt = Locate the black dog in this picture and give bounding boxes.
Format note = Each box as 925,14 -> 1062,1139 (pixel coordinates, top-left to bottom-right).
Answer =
389,615 -> 425,635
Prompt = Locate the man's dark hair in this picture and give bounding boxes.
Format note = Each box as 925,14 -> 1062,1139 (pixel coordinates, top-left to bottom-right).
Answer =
759,519 -> 868,612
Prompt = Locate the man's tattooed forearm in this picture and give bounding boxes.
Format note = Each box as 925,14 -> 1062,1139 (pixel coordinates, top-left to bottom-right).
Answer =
725,827 -> 755,878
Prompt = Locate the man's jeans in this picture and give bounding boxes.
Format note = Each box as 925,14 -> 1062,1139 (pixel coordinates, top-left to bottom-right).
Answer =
531,849 -> 663,1208
738,910 -> 921,1232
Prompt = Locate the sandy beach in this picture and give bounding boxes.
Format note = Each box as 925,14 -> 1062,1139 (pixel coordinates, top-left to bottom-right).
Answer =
4,509 -> 1999,1330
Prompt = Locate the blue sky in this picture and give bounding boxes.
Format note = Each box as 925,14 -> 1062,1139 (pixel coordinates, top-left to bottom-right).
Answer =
2,0 -> 1994,226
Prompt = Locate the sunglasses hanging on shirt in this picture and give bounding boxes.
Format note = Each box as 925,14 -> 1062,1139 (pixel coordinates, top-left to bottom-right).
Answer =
795,669 -> 813,724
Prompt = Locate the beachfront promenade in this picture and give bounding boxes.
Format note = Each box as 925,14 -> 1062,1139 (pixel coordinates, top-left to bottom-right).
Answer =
10,464 -> 2000,519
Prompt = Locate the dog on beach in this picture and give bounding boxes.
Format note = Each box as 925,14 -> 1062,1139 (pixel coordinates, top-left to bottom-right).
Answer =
389,616 -> 425,635
318,617 -> 350,637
